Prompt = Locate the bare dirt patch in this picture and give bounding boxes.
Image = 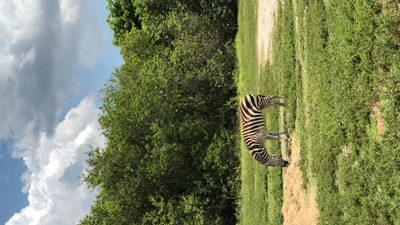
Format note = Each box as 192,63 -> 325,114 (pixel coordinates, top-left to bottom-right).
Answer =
256,0 -> 320,224
282,135 -> 319,225
257,0 -> 278,68
372,101 -> 385,140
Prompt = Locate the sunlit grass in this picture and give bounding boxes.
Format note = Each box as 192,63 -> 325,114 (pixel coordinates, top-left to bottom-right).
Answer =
237,0 -> 400,224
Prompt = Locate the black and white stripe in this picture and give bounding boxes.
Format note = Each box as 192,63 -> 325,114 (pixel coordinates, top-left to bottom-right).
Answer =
239,94 -> 289,167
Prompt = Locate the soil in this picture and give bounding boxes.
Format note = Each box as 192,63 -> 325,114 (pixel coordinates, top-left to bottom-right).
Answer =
372,101 -> 385,140
282,135 -> 319,225
257,0 -> 278,67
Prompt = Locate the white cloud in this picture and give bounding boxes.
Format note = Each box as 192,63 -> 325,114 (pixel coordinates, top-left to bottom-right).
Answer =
0,0 -> 103,147
0,1 -> 109,224
6,97 -> 104,225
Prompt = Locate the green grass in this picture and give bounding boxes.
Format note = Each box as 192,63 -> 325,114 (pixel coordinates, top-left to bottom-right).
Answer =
236,0 -> 400,224
294,1 -> 400,224
236,0 -> 289,224
236,0 -> 270,223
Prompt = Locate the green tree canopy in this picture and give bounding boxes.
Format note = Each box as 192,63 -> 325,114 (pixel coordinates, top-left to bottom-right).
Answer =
80,2 -> 239,224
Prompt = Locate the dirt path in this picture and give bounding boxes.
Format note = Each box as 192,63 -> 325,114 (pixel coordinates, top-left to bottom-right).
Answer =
282,135 -> 319,225
257,0 -> 278,68
256,0 -> 320,224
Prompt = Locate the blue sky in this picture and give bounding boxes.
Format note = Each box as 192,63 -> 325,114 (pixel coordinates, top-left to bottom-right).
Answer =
0,138 -> 29,225
0,1 -> 122,224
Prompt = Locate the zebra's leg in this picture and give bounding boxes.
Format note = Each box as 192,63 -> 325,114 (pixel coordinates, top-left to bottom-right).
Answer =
271,102 -> 285,107
268,131 -> 287,136
267,95 -> 284,100
265,134 -> 291,141
260,132 -> 290,141
269,132 -> 291,141
260,101 -> 285,109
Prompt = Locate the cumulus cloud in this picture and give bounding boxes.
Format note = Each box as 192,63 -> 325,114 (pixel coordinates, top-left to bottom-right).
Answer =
6,97 -> 104,225
0,0 -> 103,148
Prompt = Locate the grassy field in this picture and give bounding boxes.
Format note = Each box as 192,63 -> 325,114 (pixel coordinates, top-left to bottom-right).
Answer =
236,0 -> 400,224
236,0 -> 287,224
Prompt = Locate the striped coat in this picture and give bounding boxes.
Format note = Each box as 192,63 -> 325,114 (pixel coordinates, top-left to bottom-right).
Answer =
239,94 -> 289,167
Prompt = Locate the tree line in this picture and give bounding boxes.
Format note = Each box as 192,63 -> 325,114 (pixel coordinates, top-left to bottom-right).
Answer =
78,0 -> 239,224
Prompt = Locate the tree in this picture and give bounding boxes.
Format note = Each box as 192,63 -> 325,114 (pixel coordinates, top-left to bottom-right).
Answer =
82,3 -> 239,224
106,0 -> 142,46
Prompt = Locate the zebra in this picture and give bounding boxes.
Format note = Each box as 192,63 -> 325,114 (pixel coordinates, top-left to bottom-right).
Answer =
239,94 -> 290,167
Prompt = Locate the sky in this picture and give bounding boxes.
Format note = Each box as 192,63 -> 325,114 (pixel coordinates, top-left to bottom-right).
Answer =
0,0 -> 123,224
